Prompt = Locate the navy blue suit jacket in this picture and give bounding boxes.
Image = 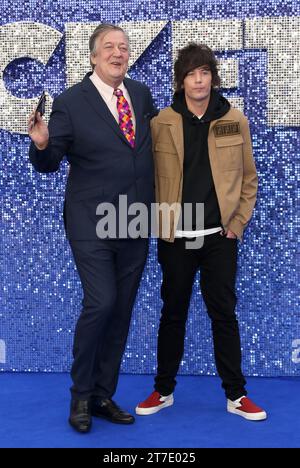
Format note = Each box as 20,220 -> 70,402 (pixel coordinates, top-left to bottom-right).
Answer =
29,72 -> 156,239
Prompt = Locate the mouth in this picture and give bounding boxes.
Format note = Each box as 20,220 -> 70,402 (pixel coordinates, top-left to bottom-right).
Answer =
110,62 -> 123,66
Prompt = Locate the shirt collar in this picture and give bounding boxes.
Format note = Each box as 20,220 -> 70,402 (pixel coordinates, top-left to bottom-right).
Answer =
90,71 -> 125,101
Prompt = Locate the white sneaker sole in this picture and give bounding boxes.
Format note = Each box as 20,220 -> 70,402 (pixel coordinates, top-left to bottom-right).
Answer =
135,395 -> 174,415
227,403 -> 267,421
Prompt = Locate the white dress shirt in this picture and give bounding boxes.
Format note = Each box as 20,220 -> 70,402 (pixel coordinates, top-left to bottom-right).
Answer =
90,71 -> 136,131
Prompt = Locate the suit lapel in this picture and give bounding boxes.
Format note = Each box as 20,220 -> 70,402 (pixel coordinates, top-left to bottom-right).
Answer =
168,121 -> 184,169
124,77 -> 142,147
81,73 -> 130,146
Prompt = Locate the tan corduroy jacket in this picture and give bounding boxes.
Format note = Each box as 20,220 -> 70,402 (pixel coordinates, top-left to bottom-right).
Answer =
151,106 -> 258,242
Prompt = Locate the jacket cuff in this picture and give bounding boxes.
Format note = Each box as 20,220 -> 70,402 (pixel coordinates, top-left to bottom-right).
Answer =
34,142 -> 51,156
227,218 -> 245,241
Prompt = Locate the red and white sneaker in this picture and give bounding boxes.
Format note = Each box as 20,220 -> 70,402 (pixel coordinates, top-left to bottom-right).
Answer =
227,396 -> 267,421
135,391 -> 174,415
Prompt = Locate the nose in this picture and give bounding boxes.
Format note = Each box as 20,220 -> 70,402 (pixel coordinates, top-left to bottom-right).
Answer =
112,46 -> 122,56
194,71 -> 202,82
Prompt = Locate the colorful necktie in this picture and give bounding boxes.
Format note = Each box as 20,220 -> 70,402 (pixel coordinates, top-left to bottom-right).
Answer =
113,88 -> 135,148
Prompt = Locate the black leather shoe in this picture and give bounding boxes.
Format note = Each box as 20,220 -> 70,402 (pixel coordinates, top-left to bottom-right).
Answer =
91,398 -> 135,424
69,399 -> 91,433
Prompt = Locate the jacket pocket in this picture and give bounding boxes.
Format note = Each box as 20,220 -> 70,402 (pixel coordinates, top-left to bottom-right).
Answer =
154,142 -> 178,177
155,142 -> 177,154
215,135 -> 244,171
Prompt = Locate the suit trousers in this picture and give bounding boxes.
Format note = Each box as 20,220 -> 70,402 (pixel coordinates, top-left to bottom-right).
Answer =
154,233 -> 247,401
69,238 -> 148,400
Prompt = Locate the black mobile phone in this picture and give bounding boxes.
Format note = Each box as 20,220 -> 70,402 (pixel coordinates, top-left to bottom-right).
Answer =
34,91 -> 46,124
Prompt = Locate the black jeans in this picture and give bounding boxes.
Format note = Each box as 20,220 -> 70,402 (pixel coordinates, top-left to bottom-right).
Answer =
154,233 -> 247,401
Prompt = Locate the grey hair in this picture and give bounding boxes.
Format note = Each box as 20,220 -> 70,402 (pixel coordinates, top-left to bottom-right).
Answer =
89,23 -> 130,68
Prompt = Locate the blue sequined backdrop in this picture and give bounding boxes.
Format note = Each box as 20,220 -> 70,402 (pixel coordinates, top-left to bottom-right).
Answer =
0,0 -> 299,375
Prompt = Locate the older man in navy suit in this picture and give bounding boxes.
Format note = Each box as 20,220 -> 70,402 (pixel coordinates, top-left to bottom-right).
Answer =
28,23 -> 156,433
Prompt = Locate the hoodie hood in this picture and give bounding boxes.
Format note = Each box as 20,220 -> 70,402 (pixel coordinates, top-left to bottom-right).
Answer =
171,88 -> 230,123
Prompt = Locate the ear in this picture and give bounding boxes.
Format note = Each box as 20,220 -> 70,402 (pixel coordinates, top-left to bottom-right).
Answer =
90,54 -> 97,66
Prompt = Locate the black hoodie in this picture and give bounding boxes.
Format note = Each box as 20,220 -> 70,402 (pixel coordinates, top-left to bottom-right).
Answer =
171,89 -> 231,231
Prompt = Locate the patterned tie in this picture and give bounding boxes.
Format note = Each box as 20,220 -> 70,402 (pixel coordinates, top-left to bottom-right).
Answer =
113,88 -> 135,148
